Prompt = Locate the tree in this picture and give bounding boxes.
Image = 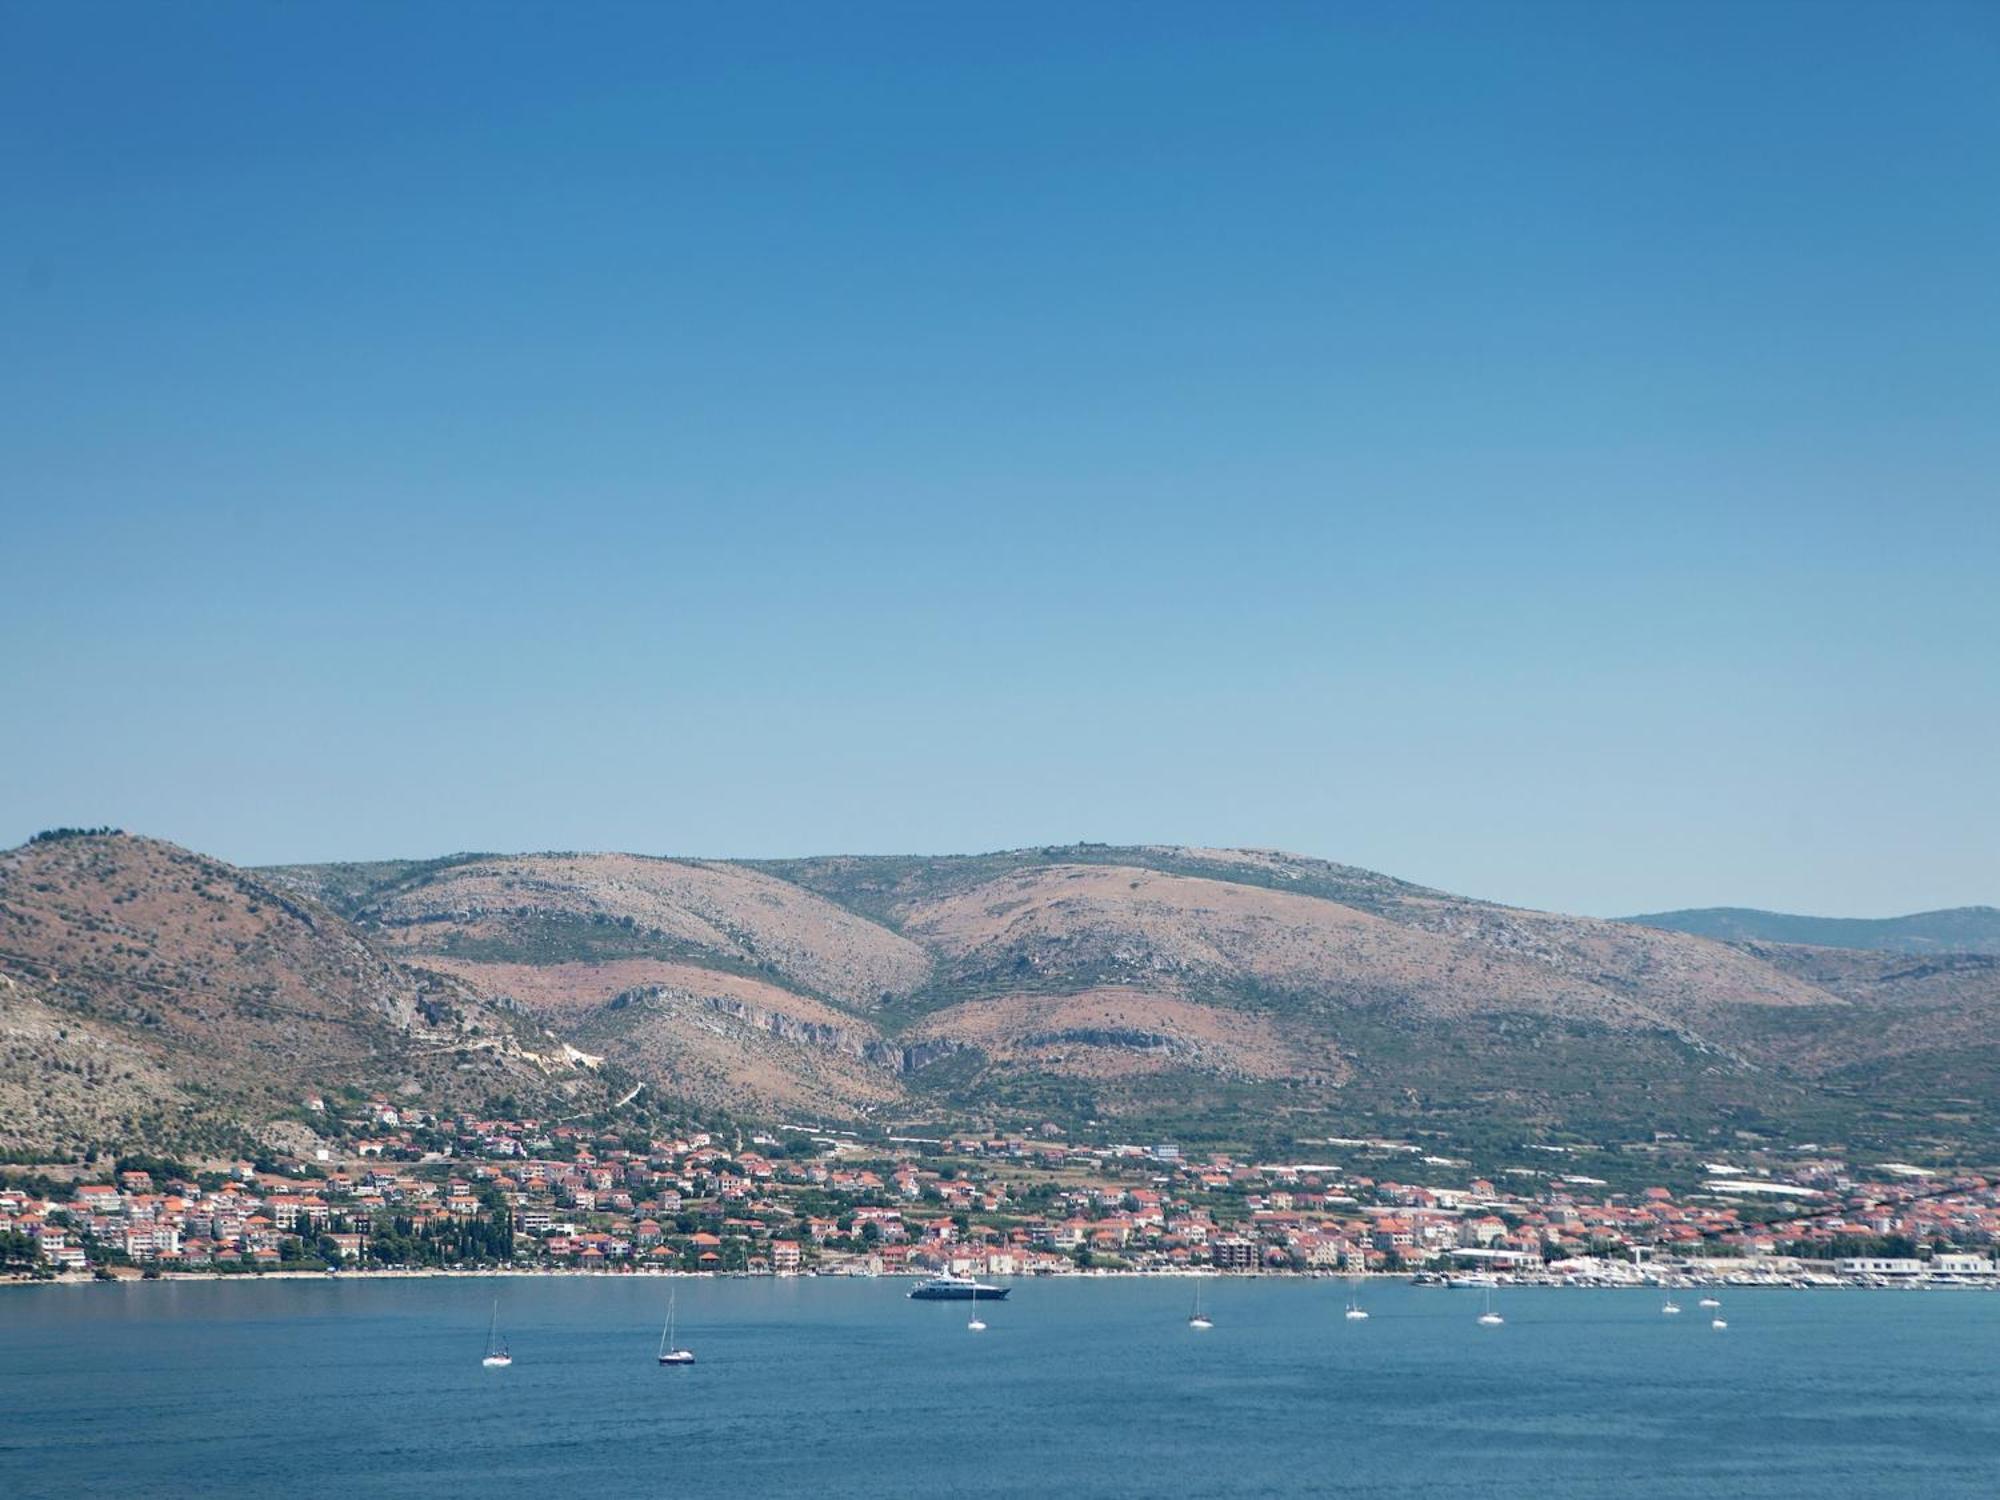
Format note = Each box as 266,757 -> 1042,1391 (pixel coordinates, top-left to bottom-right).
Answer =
0,1231 -> 41,1271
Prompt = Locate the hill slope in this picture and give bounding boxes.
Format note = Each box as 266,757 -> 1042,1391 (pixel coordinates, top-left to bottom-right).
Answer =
273,851 -> 932,1007
0,833 -> 615,1157
1622,905 -> 2000,955
12,833 -> 1996,1162
256,842 -> 2000,1160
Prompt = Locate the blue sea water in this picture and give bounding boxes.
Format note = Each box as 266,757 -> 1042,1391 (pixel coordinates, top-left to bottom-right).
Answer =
1,1277 -> 1995,1498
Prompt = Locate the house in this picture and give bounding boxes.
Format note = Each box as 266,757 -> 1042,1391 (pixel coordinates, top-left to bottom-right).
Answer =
1210,1237 -> 1256,1269
1371,1218 -> 1417,1253
74,1185 -> 122,1215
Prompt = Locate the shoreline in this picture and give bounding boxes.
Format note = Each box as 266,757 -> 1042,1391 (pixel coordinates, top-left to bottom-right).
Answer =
5,1266 -> 1370,1288
7,1266 -> 1996,1291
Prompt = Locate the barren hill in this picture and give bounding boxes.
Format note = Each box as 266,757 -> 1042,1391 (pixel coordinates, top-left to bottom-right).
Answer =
293,852 -> 932,1008
905,862 -> 1683,1026
8,833 -> 1995,1162
0,833 -> 614,1157
254,842 -> 2000,1159
1711,941 -> 2000,1127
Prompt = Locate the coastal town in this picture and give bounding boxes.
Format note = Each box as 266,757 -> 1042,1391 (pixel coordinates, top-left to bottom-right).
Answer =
5,1095 -> 1998,1289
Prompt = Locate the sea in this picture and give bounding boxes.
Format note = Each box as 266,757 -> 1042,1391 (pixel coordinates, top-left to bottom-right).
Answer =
2,1276 -> 1995,1498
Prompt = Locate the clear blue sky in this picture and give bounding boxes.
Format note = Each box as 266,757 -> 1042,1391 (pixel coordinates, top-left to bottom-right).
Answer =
3,1 -> 1995,917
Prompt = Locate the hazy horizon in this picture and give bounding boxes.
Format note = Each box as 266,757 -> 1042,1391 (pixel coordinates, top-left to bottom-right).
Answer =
5,2 -> 1996,919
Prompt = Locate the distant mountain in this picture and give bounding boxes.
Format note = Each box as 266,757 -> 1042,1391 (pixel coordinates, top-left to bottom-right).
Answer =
1621,905 -> 2000,955
9,832 -> 1998,1164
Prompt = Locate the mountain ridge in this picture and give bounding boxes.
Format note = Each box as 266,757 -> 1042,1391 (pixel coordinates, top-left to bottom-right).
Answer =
1624,904 -> 2000,955
6,833 -> 1997,1164
259,841 -> 2000,1158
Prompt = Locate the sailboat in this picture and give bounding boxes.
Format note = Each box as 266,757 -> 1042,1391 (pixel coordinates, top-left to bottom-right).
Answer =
1344,1278 -> 1369,1321
1476,1286 -> 1504,1327
967,1303 -> 987,1333
481,1300 -> 513,1368
1188,1276 -> 1213,1330
657,1290 -> 695,1365
1661,1296 -> 1682,1315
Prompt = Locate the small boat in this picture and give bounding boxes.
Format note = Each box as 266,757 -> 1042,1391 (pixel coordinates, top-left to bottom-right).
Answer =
1711,1318 -> 1728,1330
657,1291 -> 694,1365
1188,1277 -> 1213,1330
1698,1296 -> 1721,1309
481,1300 -> 513,1368
1661,1298 -> 1681,1315
1476,1287 -> 1504,1327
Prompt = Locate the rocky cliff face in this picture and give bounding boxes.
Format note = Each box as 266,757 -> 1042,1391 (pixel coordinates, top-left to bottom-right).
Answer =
688,992 -> 963,1073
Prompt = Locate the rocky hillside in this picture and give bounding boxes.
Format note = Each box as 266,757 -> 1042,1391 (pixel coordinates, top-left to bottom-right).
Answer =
1716,942 -> 2000,1124
0,965 -> 193,1159
0,833 -> 616,1158
265,843 -> 2000,1160
9,832 -> 1993,1162
280,852 -> 932,1006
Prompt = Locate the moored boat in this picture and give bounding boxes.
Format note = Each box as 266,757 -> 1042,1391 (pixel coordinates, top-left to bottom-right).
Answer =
1476,1287 -> 1504,1326
481,1300 -> 513,1368
657,1290 -> 694,1365
909,1273 -> 1010,1301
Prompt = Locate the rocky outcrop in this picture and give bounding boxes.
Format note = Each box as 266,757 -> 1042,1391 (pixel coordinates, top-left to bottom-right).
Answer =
1023,1027 -> 1177,1054
614,988 -> 966,1074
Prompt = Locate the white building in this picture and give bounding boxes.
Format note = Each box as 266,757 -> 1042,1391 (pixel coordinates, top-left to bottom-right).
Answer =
1837,1255 -> 1999,1280
1837,1257 -> 1925,1278
1930,1253 -> 1999,1278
